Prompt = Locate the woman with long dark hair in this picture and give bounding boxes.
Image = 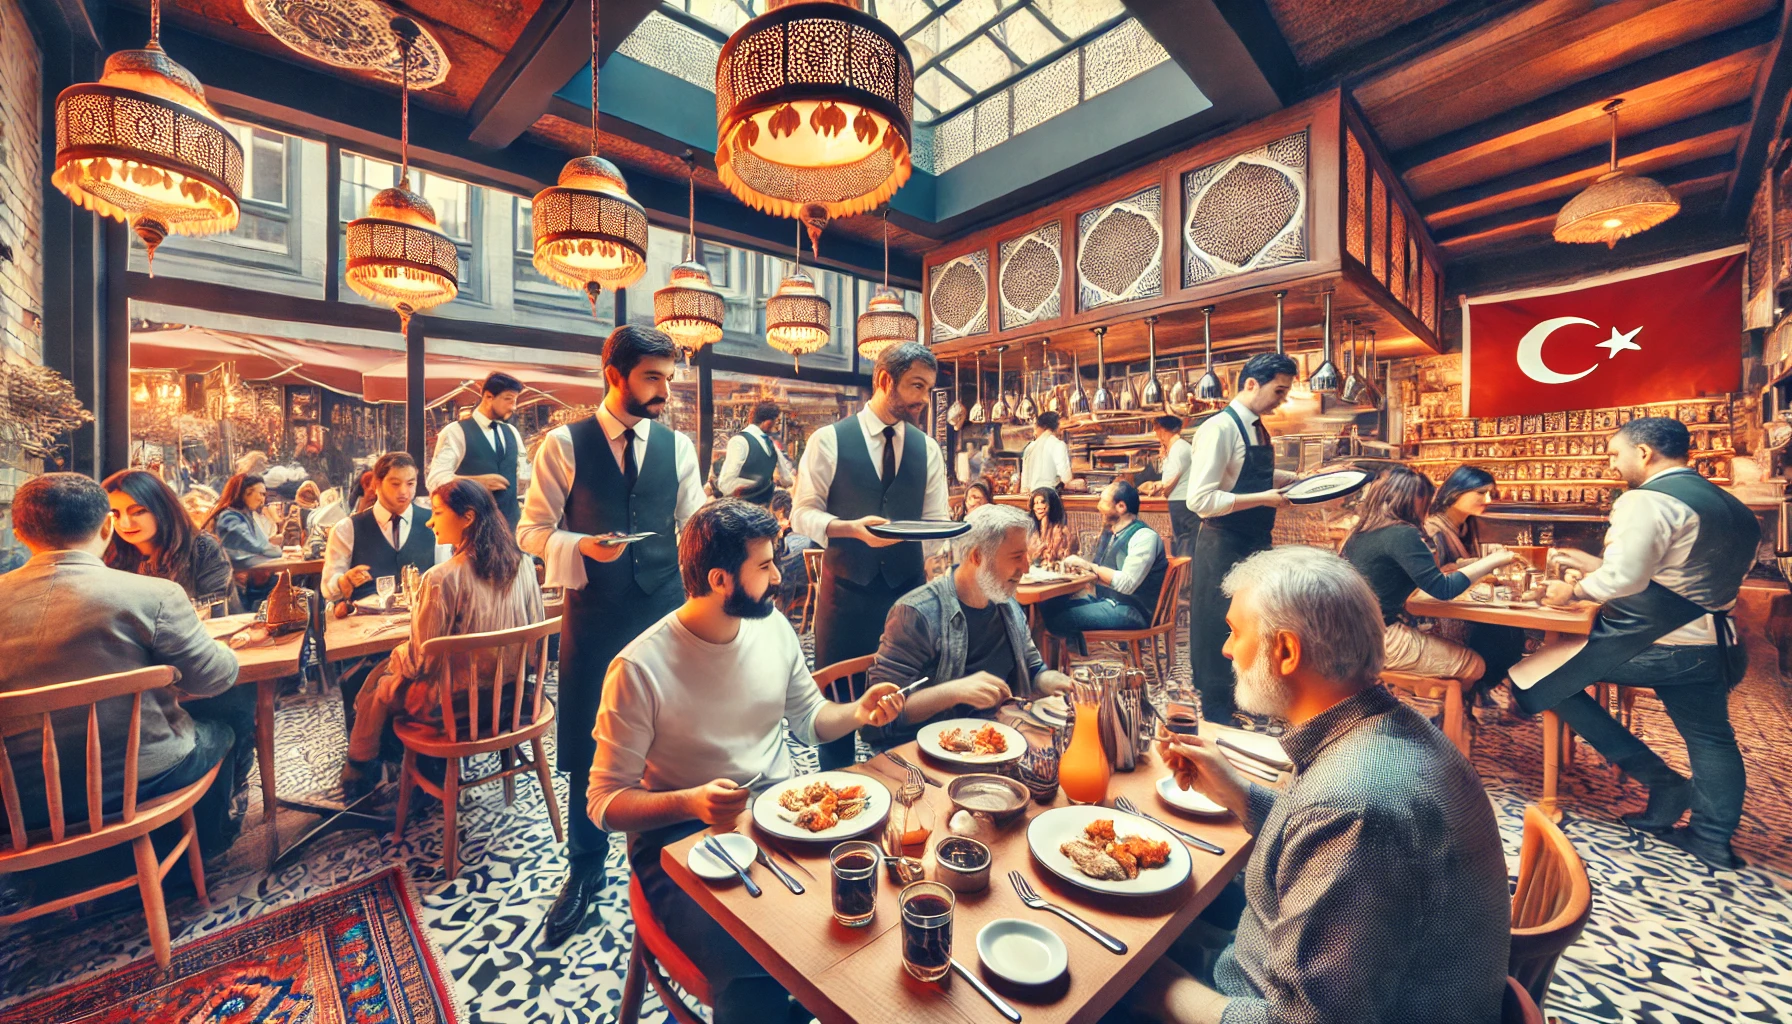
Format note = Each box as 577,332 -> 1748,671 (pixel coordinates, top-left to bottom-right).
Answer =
103,468 -> 233,606
342,479 -> 546,792
1341,466 -> 1515,681
1027,486 -> 1077,563
204,472 -> 283,608
959,479 -> 994,520
1424,464 -> 1529,709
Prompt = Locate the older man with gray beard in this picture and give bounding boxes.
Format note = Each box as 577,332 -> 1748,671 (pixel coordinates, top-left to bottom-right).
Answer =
1124,546 -> 1509,1024
865,504 -> 1073,752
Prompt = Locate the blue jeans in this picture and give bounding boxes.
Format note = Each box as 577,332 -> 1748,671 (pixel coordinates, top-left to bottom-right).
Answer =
1548,644 -> 1746,846
1042,595 -> 1148,655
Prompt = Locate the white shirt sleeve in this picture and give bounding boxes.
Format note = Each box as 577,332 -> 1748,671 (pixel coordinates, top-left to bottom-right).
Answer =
1576,490 -> 1681,604
782,624 -> 828,746
588,655 -> 662,832
517,427 -> 593,590
1160,439 -> 1191,495
1187,419 -> 1242,518
510,423 -> 532,489
716,434 -> 753,497
672,431 -> 705,536
774,439 -> 796,488
425,422 -> 463,493
1050,435 -> 1073,487
922,434 -> 951,560
791,426 -> 841,547
1109,525 -> 1161,595
321,517 -> 356,600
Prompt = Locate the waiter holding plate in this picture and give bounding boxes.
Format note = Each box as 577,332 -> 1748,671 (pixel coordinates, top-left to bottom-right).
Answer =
792,342 -> 950,769
1185,352 -> 1298,724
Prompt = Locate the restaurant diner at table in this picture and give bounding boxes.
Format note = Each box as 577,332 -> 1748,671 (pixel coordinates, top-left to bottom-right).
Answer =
5,4 -> 1792,1020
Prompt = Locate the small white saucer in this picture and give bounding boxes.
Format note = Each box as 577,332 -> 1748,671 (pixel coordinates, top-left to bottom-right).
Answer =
686,832 -> 758,882
977,919 -> 1068,986
1156,773 -> 1229,816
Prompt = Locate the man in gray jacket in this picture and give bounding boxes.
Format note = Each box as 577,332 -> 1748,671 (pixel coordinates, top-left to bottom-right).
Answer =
866,504 -> 1072,751
0,474 -> 243,862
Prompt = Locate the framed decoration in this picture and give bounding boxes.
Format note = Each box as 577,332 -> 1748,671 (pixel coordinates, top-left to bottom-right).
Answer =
1183,130 -> 1308,287
997,221 -> 1062,330
1077,185 -> 1162,311
929,250 -> 990,342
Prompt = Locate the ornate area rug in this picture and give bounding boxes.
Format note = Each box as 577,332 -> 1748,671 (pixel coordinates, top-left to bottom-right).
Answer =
0,867 -> 460,1024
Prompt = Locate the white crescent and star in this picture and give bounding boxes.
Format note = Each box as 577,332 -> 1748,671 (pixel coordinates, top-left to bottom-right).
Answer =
1515,317 -> 1643,385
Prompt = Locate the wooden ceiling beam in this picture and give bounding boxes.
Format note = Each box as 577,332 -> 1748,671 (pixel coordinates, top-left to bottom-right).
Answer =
1724,0 -> 1792,223
466,0 -> 660,150
1390,13 -> 1778,173
1300,0 -> 1534,94
1437,163 -> 1732,253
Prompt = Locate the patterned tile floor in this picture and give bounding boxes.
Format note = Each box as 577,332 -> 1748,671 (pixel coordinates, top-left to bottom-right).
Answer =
3,640 -> 1790,1024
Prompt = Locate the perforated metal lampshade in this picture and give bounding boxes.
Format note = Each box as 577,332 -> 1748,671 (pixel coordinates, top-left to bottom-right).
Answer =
53,4 -> 242,270
532,156 -> 650,307
1308,292 -> 1342,394
344,178 -> 460,328
766,268 -> 832,369
654,260 -> 726,351
1554,100 -> 1680,248
856,285 -> 917,360
715,0 -> 914,221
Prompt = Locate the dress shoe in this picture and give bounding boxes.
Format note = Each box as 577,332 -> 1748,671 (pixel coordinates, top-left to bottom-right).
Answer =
1620,777 -> 1692,836
339,759 -> 382,801
541,863 -> 605,948
1659,827 -> 1743,871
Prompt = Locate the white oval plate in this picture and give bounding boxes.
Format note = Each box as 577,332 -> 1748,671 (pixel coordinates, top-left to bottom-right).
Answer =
686,831 -> 759,883
1284,468 -> 1371,505
977,919 -> 1068,986
1025,805 -> 1192,897
1155,773 -> 1229,816
750,771 -> 892,843
917,718 -> 1026,767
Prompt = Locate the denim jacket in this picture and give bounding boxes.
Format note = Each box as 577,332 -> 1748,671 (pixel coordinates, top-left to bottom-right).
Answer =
864,573 -> 1045,751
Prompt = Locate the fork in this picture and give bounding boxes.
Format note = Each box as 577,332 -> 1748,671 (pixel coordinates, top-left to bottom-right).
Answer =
1007,871 -> 1126,954
1114,796 -> 1225,855
885,750 -> 941,788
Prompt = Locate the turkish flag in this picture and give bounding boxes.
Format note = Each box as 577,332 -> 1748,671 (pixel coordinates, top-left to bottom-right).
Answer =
1464,252 -> 1742,418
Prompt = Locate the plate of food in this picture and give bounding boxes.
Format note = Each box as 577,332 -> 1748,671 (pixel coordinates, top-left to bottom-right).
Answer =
916,718 -> 1025,766
1283,468 -> 1372,505
866,520 -> 972,541
751,771 -> 892,843
1026,805 -> 1192,897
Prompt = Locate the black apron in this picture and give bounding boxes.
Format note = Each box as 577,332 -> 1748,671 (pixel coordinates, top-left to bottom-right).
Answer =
1189,407 -> 1277,721
1517,470 -> 1758,714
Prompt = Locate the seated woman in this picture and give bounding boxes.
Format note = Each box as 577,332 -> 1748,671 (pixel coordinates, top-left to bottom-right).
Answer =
202,472 -> 283,610
1340,466 -> 1515,682
1027,486 -> 1077,564
341,479 -> 545,793
1425,465 -> 1529,708
958,479 -> 994,520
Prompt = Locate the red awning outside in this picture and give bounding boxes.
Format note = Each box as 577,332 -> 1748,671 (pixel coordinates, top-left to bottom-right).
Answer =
129,326 -> 392,396
360,356 -> 605,407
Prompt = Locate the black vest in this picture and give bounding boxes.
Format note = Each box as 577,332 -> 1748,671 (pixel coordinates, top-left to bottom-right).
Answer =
1095,518 -> 1167,619
346,504 -> 438,601
823,417 -> 927,588
735,429 -> 777,506
456,418 -> 519,527
565,415 -> 681,596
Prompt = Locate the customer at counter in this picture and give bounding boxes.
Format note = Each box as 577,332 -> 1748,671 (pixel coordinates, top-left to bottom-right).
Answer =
1028,486 -> 1078,564
1186,353 -> 1297,724
1524,417 -> 1757,871
1426,465 -> 1529,709
1019,410 -> 1074,492
1341,466 -> 1516,682
960,479 -> 994,519
1141,414 -> 1194,558
1044,480 -> 1167,653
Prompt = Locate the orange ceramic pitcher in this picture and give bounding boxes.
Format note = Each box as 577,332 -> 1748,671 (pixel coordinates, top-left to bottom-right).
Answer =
1059,675 -> 1111,805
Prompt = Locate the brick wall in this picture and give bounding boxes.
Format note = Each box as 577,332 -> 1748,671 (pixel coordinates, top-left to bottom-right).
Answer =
0,0 -> 41,367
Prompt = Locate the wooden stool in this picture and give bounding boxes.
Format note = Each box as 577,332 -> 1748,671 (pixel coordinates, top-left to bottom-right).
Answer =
619,873 -> 713,1024
1381,670 -> 1472,757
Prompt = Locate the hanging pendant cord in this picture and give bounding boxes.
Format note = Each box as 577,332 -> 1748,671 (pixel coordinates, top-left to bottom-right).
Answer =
686,152 -> 698,263
1605,99 -> 1623,172
149,0 -> 161,45
399,33 -> 412,181
882,209 -> 891,288
590,0 -> 601,157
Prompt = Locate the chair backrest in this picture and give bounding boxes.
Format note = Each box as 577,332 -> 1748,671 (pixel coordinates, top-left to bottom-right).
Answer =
417,616 -> 563,744
814,653 -> 877,702
1510,804 -> 1592,1009
1152,556 -> 1191,627
802,547 -> 823,584
0,665 -> 178,852
1501,976 -> 1544,1024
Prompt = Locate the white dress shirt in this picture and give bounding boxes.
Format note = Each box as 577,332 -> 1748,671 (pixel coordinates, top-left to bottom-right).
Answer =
1101,521 -> 1163,595
322,499 -> 451,600
1575,467 -> 1730,645
1186,398 -> 1297,519
425,410 -> 531,493
1019,430 -> 1073,492
791,404 -> 950,554
1160,436 -> 1193,502
717,423 -> 795,497
516,403 -> 705,591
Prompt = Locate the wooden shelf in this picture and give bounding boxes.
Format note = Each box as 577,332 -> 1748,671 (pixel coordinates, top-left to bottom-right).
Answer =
1416,422 -> 1731,443
1409,450 -> 1734,465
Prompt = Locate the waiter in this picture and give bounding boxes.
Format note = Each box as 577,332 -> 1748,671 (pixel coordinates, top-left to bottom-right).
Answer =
517,325 -> 704,947
1522,417 -> 1755,872
426,371 -> 530,529
1185,353 -> 1297,724
793,341 -> 949,769
716,400 -> 795,506
1142,414 -> 1194,557
1019,411 -> 1073,492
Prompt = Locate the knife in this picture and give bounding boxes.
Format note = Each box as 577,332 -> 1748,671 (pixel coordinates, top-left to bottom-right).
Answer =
894,676 -> 932,699
755,846 -> 804,894
950,959 -> 1022,1022
703,836 -> 762,897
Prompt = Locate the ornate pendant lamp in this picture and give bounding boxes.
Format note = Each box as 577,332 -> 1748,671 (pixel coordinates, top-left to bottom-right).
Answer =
533,0 -> 649,313
1308,291 -> 1343,394
765,223 -> 832,370
654,150 -> 726,354
1195,305 -> 1226,401
990,345 -> 1011,422
344,18 -> 459,333
53,0 -> 242,272
1090,327 -> 1113,413
1555,99 -> 1680,248
715,0 -> 914,228
857,210 -> 919,360
1141,317 -> 1164,409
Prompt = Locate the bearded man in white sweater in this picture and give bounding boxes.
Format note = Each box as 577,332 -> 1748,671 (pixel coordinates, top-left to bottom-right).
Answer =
588,498 -> 905,1024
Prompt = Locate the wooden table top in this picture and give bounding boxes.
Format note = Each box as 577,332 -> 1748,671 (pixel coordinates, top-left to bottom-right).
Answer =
1016,573 -> 1095,606
243,556 -> 325,581
1406,591 -> 1599,634
325,611 -> 413,661
206,615 -> 304,684
663,739 -> 1257,1024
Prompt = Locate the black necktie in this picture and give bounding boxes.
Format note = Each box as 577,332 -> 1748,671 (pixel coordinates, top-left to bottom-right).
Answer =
881,425 -> 897,493
623,429 -> 639,491
491,422 -> 506,462
390,513 -> 403,548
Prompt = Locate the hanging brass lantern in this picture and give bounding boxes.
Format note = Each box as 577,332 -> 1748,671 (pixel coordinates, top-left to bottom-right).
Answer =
1555,99 -> 1680,248
857,210 -> 918,360
654,151 -> 726,353
766,226 -> 831,370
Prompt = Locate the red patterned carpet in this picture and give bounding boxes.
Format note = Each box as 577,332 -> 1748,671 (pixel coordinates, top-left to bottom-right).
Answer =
0,867 -> 459,1024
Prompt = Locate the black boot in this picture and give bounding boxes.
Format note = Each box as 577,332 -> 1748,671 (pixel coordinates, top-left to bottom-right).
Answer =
541,860 -> 605,949
1660,827 -> 1743,871
1615,753 -> 1691,836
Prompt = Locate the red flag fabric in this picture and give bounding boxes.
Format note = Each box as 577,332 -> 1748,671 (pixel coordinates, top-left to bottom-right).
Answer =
1464,252 -> 1742,418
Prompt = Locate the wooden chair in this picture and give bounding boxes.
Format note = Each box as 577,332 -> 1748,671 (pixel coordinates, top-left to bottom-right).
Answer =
814,653 -> 878,702
1382,670 -> 1474,756
798,548 -> 824,635
1510,804 -> 1591,1014
1501,976 -> 1546,1024
0,666 -> 220,970
392,616 -> 565,879
619,873 -> 712,1024
1075,556 -> 1192,680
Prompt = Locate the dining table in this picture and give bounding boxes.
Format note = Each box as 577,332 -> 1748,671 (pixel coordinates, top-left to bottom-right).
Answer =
1405,590 -> 1601,821
203,615 -> 303,822
1015,571 -> 1095,660
661,733 -> 1265,1024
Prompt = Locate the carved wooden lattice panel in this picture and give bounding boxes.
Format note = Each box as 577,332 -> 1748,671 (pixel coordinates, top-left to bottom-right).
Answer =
1390,203 -> 1407,304
1371,172 -> 1389,286
1182,130 -> 1308,287
929,250 -> 989,342
1077,185 -> 1162,312
998,221 -> 1062,330
1346,129 -> 1367,265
